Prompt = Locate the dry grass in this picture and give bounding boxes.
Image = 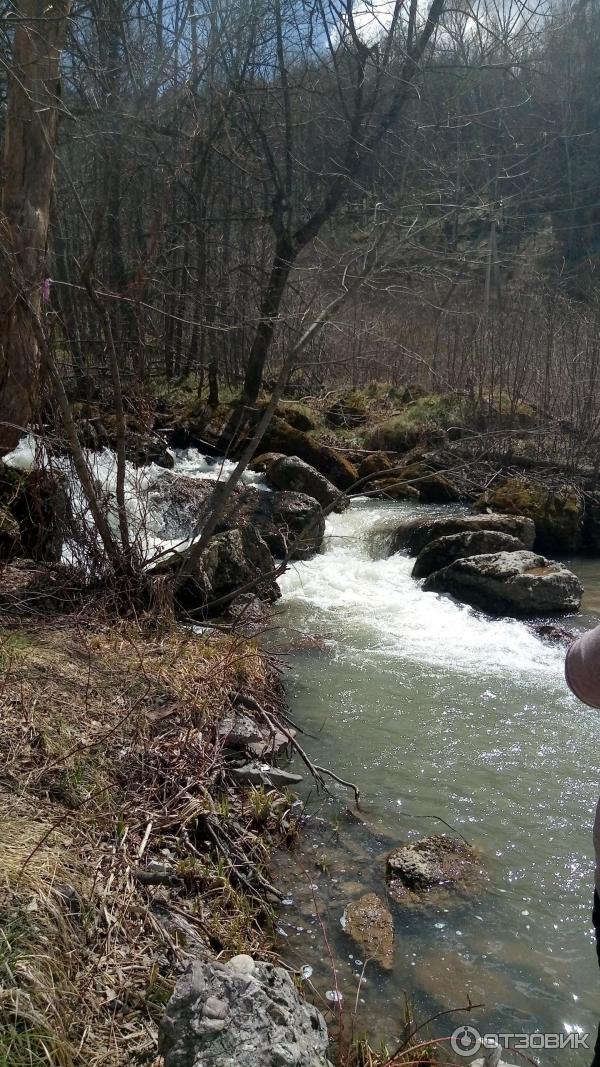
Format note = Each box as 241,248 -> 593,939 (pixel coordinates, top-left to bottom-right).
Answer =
0,615 -> 290,1066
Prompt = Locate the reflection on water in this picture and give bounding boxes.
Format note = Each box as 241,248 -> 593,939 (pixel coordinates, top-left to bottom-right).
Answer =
273,501 -> 600,1062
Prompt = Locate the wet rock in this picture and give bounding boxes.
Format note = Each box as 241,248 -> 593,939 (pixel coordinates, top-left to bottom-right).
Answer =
265,455 -> 347,512
391,513 -> 536,557
126,432 -> 175,469
151,475 -> 325,560
202,527 -> 279,603
260,419 -> 358,490
151,526 -> 279,614
386,834 -> 482,902
474,479 -> 583,554
159,956 -> 331,1067
218,712 -> 264,750
219,711 -> 294,757
533,622 -> 576,646
422,550 -> 583,615
412,530 -> 526,580
77,412 -> 174,469
342,892 -> 394,969
248,452 -> 285,473
584,492 -> 600,553
230,762 -> 303,787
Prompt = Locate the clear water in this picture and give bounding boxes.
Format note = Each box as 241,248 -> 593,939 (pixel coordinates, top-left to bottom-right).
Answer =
273,499 -> 600,1061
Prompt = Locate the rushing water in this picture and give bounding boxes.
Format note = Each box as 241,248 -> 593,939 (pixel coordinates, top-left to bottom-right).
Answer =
7,438 -> 600,1056
272,499 -> 600,1061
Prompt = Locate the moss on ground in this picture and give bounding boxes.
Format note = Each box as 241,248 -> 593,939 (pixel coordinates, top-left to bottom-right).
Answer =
364,394 -> 466,451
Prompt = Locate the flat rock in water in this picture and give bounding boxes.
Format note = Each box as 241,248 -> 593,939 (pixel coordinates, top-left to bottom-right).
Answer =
391,513 -> 536,557
412,530 -> 525,580
160,956 -> 331,1067
230,762 -> 303,787
386,834 -> 482,903
422,550 -> 583,616
342,892 -> 394,969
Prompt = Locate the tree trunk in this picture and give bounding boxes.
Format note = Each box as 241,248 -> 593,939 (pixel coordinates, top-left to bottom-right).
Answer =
0,0 -> 72,456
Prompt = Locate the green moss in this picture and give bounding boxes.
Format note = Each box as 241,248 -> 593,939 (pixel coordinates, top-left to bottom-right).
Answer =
475,478 -> 583,553
0,631 -> 32,669
365,393 -> 465,451
257,400 -> 318,432
325,389 -> 368,428
357,451 -> 395,480
399,463 -> 461,502
260,418 -> 358,489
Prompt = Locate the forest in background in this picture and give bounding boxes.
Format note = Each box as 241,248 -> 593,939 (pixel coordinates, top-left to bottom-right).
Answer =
0,0 -> 599,452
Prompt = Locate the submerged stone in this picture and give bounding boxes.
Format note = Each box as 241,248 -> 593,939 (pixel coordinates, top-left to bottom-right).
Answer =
386,834 -> 482,902
342,892 -> 394,969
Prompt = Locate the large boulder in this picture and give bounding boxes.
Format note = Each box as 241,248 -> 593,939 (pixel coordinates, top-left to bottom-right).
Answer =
422,550 -> 583,615
202,527 -> 279,603
260,419 -> 358,490
386,834 -> 482,903
151,526 -> 280,614
265,455 -> 347,512
150,474 -> 325,560
391,513 -> 536,557
342,893 -> 394,969
357,451 -> 398,481
474,479 -> 583,554
412,530 -> 526,580
159,955 -> 331,1067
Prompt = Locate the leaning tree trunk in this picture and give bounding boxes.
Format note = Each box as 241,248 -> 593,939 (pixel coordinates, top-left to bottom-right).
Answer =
0,0 -> 72,456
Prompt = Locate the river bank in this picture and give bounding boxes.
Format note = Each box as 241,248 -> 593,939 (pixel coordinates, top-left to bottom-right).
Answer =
0,604 -> 311,1066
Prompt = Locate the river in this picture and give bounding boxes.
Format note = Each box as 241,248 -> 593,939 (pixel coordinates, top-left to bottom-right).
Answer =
271,499 -> 600,1062
7,439 -> 598,1059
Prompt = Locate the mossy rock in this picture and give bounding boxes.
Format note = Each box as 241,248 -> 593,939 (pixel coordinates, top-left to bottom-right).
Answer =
260,419 -> 358,490
258,401 -> 317,432
474,479 -> 583,554
461,391 -> 538,432
365,394 -> 465,452
0,506 -> 22,560
397,463 -> 461,503
325,390 -> 368,428
357,451 -> 398,481
368,478 -> 420,501
248,452 -> 285,473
